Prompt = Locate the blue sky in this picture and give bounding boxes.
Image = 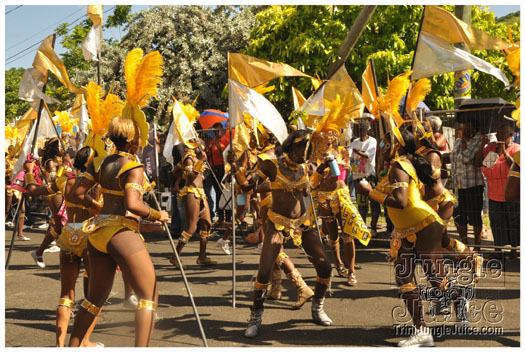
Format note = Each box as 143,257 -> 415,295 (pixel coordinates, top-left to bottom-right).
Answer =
3,4 -> 521,70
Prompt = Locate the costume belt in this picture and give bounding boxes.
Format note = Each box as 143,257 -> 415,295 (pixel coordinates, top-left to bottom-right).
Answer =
267,209 -> 309,247
179,186 -> 206,200
388,213 -> 442,263
82,214 -> 139,234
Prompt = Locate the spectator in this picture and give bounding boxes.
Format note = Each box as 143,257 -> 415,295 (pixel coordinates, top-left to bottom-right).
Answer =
206,122 -> 227,226
482,121 -> 520,260
449,121 -> 485,246
349,114 -> 379,235
427,115 -> 449,152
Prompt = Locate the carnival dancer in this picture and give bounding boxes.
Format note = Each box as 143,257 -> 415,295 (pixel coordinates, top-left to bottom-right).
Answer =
234,125 -> 314,310
311,129 -> 370,287
68,49 -> 169,347
243,129 -> 333,338
24,146 -> 101,347
358,123 -> 448,346
31,137 -> 67,268
169,140 -> 217,268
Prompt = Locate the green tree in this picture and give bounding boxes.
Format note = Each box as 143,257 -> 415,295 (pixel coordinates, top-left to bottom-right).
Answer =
246,5 -> 520,115
72,5 -> 260,130
5,68 -> 30,122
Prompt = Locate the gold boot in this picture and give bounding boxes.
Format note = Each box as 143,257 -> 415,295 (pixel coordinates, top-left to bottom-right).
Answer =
286,269 -> 314,309
267,269 -> 282,300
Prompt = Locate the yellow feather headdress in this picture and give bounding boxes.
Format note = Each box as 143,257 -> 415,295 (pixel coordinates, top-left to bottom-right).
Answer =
406,78 -> 431,117
314,94 -> 355,135
122,48 -> 164,149
84,81 -> 124,156
5,124 -> 18,143
377,71 -> 412,126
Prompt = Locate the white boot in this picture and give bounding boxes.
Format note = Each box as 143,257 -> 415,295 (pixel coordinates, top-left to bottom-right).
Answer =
311,297 -> 332,326
397,326 -> 434,347
244,307 -> 264,338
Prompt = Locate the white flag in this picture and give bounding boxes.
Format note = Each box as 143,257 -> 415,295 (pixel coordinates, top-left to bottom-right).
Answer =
163,122 -> 175,166
18,68 -> 60,110
412,31 -> 510,87
11,108 -> 57,179
228,79 -> 288,144
82,25 -> 102,61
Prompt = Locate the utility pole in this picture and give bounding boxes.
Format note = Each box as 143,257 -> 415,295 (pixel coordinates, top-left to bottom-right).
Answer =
454,5 -> 472,109
327,5 -> 377,78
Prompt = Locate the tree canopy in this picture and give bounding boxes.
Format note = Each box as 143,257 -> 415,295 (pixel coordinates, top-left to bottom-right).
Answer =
245,5 -> 520,117
5,5 -> 519,128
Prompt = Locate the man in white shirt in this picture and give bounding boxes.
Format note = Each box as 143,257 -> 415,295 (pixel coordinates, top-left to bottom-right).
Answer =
349,114 -> 380,236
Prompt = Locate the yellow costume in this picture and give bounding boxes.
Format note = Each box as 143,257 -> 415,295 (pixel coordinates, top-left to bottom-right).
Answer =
179,186 -> 206,200
265,158 -> 312,247
82,153 -> 144,254
84,214 -> 141,254
317,186 -> 371,246
57,223 -> 89,257
375,156 -> 443,261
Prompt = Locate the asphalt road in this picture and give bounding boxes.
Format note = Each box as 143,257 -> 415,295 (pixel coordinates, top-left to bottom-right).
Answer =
4,225 -> 520,347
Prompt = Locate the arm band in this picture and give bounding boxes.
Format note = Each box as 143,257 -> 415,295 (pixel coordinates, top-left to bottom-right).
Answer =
125,182 -> 144,195
310,172 -> 322,188
194,160 -> 204,173
509,171 -> 520,178
184,165 -> 193,177
24,173 -> 36,186
146,208 -> 162,221
390,182 -> 408,190
90,200 -> 103,214
369,189 -> 389,204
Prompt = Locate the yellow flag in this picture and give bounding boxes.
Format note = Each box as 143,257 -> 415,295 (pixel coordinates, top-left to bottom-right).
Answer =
228,53 -> 312,88
361,61 -> 378,117
323,64 -> 364,120
422,5 -> 510,50
87,5 -> 103,26
32,35 -> 85,94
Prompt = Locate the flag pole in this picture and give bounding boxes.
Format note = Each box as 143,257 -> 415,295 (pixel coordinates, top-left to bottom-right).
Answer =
401,5 -> 428,118
136,153 -> 208,347
227,53 -> 237,308
6,34 -> 57,270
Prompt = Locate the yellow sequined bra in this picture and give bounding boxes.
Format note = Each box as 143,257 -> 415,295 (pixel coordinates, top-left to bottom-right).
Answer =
55,175 -> 85,209
269,158 -> 310,192
82,152 -> 145,197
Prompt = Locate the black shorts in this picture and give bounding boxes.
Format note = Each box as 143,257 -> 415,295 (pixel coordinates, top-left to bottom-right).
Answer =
454,185 -> 484,227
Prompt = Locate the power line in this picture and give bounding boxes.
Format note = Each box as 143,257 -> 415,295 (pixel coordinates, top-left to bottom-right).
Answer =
5,5 -> 23,15
6,6 -> 86,52
6,6 -> 116,67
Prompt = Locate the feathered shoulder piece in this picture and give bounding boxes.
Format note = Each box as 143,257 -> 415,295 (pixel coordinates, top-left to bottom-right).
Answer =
377,71 -> 412,125
406,78 -> 431,117
122,48 -> 164,149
